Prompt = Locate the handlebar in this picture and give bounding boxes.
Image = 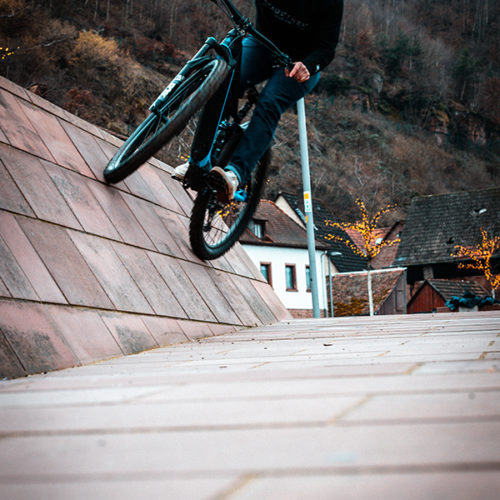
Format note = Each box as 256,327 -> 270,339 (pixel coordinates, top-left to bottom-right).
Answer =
210,0 -> 294,70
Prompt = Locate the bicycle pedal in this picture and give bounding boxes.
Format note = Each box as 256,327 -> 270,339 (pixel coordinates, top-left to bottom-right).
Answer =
234,190 -> 247,202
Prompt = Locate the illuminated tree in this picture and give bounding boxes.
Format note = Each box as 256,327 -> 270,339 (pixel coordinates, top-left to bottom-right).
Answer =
453,228 -> 500,298
0,46 -> 17,61
325,199 -> 400,316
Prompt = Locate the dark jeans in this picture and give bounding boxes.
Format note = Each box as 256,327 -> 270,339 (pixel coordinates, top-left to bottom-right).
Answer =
227,36 -> 320,184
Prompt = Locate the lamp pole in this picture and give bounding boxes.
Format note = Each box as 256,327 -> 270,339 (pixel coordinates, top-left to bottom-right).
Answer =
297,97 -> 320,318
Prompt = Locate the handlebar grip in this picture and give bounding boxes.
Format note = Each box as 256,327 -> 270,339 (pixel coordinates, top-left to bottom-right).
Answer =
281,55 -> 294,71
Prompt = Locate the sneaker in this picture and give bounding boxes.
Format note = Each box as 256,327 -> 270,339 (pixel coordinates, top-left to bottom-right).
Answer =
208,166 -> 240,203
172,162 -> 189,180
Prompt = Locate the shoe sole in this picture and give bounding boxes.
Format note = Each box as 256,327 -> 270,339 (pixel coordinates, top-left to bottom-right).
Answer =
207,169 -> 233,204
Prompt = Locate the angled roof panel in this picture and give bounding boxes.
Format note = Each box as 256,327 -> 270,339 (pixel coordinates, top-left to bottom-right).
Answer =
427,279 -> 489,301
332,269 -> 405,316
240,199 -> 329,249
395,188 -> 500,266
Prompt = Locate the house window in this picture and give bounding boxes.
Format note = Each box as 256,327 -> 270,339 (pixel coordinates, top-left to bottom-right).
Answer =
285,264 -> 297,291
249,219 -> 265,239
260,262 -> 272,286
305,266 -> 311,292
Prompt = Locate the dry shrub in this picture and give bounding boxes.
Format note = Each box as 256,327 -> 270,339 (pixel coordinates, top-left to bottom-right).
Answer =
0,0 -> 30,37
38,18 -> 76,62
69,31 -> 121,73
62,29 -> 168,131
0,4 -> 76,84
133,34 -> 174,59
119,33 -> 176,70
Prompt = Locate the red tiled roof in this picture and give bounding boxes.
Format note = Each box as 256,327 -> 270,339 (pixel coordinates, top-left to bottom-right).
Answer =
240,199 -> 329,249
332,269 -> 405,316
343,228 -> 388,254
344,221 -> 403,269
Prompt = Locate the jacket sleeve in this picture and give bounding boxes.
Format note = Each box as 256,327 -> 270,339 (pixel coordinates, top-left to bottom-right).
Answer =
302,0 -> 343,75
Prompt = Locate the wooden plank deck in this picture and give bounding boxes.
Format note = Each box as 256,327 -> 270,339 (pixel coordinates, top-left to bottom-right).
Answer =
1,311 -> 499,499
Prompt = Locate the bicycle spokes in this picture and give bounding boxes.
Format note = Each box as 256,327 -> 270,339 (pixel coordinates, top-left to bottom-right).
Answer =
202,198 -> 242,242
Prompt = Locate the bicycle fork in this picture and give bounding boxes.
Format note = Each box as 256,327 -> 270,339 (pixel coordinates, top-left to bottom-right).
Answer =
149,37 -> 235,115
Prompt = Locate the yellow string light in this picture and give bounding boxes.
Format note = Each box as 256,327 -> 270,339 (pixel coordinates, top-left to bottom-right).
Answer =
0,46 -> 17,61
453,228 -> 500,290
325,199 -> 400,261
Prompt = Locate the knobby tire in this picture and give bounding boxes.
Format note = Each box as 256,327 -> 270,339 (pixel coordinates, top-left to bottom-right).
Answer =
189,150 -> 270,260
103,58 -> 229,183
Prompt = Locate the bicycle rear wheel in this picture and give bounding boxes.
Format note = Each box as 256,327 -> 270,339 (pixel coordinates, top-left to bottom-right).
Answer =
103,58 -> 228,183
189,150 -> 270,260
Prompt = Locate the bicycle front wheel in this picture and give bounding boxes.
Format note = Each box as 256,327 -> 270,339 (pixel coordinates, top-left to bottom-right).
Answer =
104,58 -> 229,183
189,150 -> 270,260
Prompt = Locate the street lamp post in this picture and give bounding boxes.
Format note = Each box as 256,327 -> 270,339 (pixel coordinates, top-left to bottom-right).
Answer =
297,97 -> 320,318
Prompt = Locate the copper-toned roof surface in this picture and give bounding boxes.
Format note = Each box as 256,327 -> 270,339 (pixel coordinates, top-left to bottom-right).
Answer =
240,199 -> 329,249
345,221 -> 404,269
0,75 -> 290,378
332,269 -> 405,316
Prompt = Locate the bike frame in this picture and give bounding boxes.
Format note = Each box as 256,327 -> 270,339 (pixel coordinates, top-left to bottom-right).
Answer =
151,0 -> 293,178
189,28 -> 245,170
103,0 -> 295,259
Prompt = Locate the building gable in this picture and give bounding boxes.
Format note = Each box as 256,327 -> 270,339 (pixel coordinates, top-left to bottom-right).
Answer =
240,199 -> 328,249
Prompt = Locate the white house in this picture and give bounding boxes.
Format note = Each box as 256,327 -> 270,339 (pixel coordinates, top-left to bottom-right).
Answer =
259,193 -> 406,317
240,200 -> 330,318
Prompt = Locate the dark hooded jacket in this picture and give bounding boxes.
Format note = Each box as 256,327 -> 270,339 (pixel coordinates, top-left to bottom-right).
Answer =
255,0 -> 344,74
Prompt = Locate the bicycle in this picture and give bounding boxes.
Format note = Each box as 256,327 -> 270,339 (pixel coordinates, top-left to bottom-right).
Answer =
103,0 -> 292,260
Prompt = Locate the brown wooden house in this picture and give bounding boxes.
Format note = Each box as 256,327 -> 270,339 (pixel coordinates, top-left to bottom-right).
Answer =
407,279 -> 490,314
394,188 -> 500,298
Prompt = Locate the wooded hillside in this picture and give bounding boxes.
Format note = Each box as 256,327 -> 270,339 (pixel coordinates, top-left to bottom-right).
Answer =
1,0 -> 498,221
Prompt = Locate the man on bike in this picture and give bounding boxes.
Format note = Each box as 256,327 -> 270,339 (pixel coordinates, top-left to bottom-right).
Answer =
174,0 -> 344,202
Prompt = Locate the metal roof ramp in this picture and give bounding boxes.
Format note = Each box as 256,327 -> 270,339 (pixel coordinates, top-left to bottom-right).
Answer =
0,76 -> 289,379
